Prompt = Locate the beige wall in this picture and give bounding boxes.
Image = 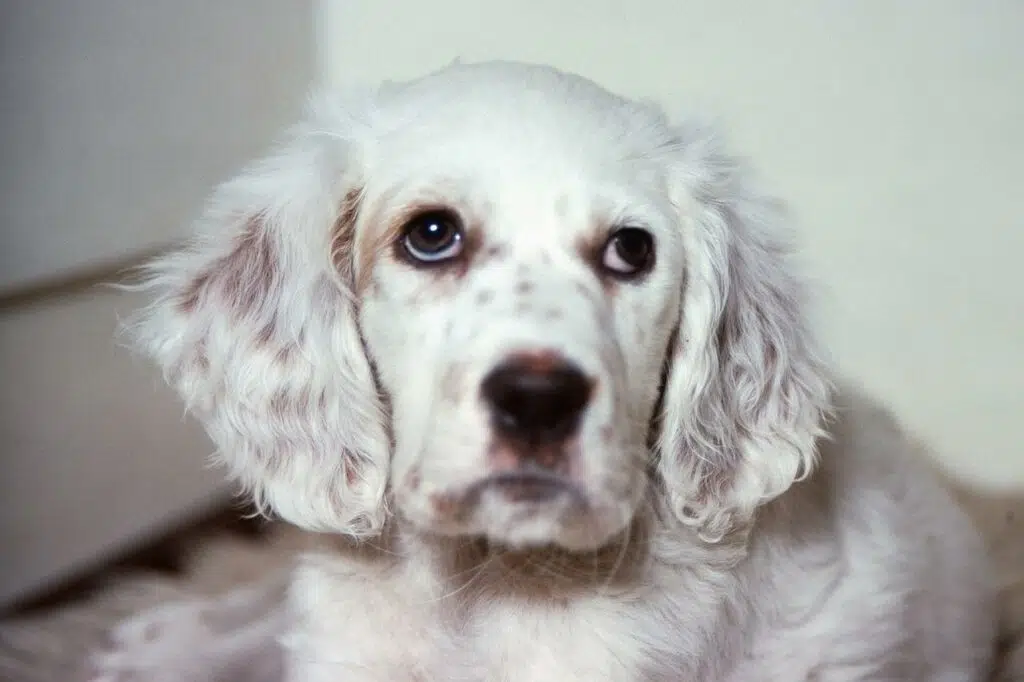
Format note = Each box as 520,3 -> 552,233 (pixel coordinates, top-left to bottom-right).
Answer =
0,287 -> 225,607
321,0 -> 1023,487
0,2 -> 314,607
0,1 -> 314,293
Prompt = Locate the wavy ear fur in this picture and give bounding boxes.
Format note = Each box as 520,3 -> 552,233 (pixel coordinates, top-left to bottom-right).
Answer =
656,125 -> 833,542
125,95 -> 390,537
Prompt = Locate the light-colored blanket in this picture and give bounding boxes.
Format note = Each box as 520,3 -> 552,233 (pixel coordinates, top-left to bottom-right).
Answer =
2,488 -> 1022,682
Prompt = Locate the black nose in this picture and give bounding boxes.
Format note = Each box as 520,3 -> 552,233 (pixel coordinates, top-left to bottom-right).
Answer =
481,355 -> 592,444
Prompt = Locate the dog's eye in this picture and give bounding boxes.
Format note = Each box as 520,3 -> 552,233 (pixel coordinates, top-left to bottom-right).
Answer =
601,228 -> 654,277
401,210 -> 464,263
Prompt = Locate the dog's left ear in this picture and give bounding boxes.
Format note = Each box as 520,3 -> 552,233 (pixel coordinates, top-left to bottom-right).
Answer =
655,126 -> 833,542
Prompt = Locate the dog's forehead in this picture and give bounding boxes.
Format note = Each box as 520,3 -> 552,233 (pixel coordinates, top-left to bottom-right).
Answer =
372,113 -> 655,191
365,65 -> 673,199
350,63 -> 684,271
377,61 -> 654,139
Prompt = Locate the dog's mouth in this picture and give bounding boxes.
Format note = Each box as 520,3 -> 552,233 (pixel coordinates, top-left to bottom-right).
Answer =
466,470 -> 586,506
454,467 -> 638,552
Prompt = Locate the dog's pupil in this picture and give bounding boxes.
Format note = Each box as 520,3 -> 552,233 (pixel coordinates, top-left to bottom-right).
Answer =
411,215 -> 454,252
615,230 -> 651,266
420,222 -> 447,244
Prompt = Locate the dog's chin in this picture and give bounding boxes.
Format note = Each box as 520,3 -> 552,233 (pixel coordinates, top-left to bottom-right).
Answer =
403,478 -> 639,553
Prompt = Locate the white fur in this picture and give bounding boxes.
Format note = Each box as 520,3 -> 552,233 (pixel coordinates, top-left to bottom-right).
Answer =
122,61 -> 996,681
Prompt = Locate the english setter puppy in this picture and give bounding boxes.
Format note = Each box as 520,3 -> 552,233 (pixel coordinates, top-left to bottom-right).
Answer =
126,61 -> 996,681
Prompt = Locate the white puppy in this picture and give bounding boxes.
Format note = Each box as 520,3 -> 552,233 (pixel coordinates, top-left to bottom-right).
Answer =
128,61 -> 996,681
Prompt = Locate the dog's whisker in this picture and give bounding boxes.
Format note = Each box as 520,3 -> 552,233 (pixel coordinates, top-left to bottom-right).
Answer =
420,550 -> 501,606
594,523 -> 633,595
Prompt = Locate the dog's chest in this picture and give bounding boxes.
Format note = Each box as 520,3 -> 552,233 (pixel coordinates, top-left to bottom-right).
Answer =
453,597 -> 658,681
291,581 -> 689,681
289,555 -> 717,681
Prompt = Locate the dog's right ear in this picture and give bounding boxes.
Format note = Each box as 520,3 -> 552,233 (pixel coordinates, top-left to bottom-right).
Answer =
125,95 -> 390,537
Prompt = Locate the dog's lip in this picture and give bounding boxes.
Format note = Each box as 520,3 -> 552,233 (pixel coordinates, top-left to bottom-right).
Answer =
467,470 -> 584,505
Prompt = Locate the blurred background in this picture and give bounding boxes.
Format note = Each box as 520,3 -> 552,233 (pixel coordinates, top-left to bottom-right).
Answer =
1,0 -> 1021,611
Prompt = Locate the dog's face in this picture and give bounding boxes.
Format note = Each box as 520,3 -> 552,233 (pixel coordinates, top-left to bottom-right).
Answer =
130,62 -> 830,552
353,87 -> 685,549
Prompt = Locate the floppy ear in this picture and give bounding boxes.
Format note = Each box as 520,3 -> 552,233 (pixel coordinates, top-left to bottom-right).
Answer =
125,96 -> 390,537
655,126 -> 832,542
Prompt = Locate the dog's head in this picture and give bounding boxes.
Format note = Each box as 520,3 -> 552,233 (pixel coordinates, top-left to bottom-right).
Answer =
129,62 -> 830,551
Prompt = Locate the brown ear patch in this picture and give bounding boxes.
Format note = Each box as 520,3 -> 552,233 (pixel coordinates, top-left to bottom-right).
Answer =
167,338 -> 210,386
177,270 -> 211,315
330,188 -> 365,291
177,215 -> 279,320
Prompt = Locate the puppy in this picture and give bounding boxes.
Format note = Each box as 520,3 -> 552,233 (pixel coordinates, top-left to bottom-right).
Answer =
128,61 -> 996,681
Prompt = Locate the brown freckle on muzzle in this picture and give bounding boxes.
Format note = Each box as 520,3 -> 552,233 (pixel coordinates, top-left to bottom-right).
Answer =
405,468 -> 421,491
431,492 -> 460,517
572,279 -> 603,305
479,244 -> 506,264
475,289 -> 495,306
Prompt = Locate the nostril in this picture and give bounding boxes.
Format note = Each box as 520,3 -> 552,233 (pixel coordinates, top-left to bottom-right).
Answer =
481,357 -> 593,443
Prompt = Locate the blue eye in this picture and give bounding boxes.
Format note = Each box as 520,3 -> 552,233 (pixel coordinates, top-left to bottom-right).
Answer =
401,210 -> 464,263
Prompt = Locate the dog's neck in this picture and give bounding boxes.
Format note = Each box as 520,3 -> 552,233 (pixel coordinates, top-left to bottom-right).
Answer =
422,519 -> 655,603
311,490 -> 754,618
323,504 -> 746,603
